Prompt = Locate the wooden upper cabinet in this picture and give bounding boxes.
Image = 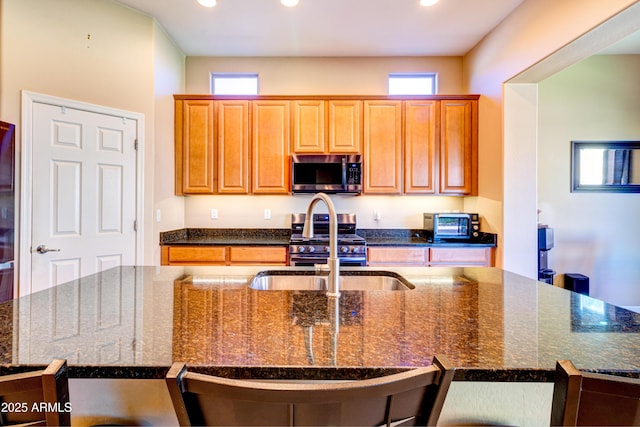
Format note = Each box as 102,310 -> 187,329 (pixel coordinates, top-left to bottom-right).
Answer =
292,100 -> 326,153
175,99 -> 215,194
405,100 -> 438,194
363,100 -> 403,194
440,99 -> 478,195
328,100 -> 362,153
174,95 -> 477,196
292,99 -> 361,154
252,100 -> 291,194
216,100 -> 250,194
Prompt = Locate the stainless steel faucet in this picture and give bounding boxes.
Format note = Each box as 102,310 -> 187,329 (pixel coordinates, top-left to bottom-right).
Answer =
302,192 -> 340,297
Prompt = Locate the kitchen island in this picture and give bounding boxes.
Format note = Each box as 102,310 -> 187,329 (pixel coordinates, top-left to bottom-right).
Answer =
2,265 -> 639,425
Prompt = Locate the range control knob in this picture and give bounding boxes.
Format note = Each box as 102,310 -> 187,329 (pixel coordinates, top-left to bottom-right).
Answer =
324,246 -> 330,253
297,246 -> 305,253
340,246 -> 349,254
308,246 -> 316,253
351,247 -> 361,253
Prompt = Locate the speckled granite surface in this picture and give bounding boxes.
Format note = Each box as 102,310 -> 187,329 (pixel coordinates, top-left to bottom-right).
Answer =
360,229 -> 497,247
2,265 -> 638,382
160,228 -> 291,246
159,228 -> 497,247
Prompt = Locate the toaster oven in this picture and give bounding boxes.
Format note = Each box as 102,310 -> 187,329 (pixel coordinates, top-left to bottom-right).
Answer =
423,213 -> 480,241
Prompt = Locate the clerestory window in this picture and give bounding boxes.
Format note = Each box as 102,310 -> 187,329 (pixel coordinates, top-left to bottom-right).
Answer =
211,73 -> 259,95
388,73 -> 437,95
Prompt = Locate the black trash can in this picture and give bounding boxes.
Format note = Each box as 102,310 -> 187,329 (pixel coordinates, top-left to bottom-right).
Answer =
565,273 -> 589,295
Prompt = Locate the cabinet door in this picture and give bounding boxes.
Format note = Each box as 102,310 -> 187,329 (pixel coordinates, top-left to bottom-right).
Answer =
328,100 -> 361,153
367,247 -> 427,266
405,100 -> 438,194
175,100 -> 215,194
428,247 -> 493,266
440,100 -> 478,195
161,246 -> 227,265
228,246 -> 287,265
292,100 -> 325,153
252,101 -> 291,194
363,101 -> 403,194
217,100 -> 250,194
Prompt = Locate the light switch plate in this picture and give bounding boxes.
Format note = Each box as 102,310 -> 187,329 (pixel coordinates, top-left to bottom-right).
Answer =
211,208 -> 218,219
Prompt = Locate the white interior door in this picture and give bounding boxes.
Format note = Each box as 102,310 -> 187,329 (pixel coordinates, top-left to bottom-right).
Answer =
29,101 -> 138,293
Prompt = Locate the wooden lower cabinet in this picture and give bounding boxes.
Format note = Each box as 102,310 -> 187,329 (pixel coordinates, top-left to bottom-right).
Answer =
161,245 -> 287,266
162,245 -> 227,265
367,246 -> 494,267
367,247 -> 427,266
428,247 -> 493,266
228,246 -> 288,264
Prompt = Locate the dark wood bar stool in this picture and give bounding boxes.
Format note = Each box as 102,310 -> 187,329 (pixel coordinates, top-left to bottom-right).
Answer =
166,355 -> 454,426
551,359 -> 640,426
0,359 -> 70,426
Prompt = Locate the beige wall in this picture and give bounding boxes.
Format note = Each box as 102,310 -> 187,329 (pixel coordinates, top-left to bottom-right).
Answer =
183,56 -> 469,230
0,0 -> 185,268
152,22 -> 186,263
463,0 -> 640,272
186,56 -> 463,95
1,0 -> 153,122
538,55 -> 640,307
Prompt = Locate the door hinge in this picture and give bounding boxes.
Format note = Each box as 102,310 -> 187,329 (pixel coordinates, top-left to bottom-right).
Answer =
134,139 -> 139,150
134,220 -> 137,232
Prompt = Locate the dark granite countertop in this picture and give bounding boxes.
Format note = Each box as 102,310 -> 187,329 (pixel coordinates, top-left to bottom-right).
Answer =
160,228 -> 497,248
2,265 -> 638,383
359,229 -> 497,247
160,228 -> 291,246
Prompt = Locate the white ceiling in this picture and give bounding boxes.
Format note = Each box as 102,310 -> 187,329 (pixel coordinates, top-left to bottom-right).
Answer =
114,0 -> 640,57
113,0 -> 528,56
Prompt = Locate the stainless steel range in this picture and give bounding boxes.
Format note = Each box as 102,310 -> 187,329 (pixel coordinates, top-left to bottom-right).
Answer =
289,213 -> 366,267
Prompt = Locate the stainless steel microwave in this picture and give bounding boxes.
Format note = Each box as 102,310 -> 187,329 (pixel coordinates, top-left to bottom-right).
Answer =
291,154 -> 362,194
424,213 -> 480,241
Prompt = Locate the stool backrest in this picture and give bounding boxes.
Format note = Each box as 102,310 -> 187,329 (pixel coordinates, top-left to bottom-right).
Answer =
0,359 -> 70,426
166,355 -> 454,426
551,359 -> 640,426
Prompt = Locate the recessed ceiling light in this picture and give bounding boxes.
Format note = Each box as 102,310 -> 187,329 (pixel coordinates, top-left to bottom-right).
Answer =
281,0 -> 299,7
420,0 -> 439,6
197,0 -> 216,7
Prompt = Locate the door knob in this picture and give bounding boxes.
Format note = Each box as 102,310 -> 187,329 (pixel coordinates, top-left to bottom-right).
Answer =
36,245 -> 61,254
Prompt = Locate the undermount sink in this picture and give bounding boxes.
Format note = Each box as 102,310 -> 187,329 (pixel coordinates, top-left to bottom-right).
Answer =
249,270 -> 415,291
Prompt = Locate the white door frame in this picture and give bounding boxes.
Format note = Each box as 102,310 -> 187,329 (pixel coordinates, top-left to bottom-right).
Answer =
19,91 -> 145,297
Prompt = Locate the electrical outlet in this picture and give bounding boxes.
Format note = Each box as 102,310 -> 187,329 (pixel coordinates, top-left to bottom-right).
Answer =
264,208 -> 271,220
374,209 -> 381,221
211,208 -> 218,219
